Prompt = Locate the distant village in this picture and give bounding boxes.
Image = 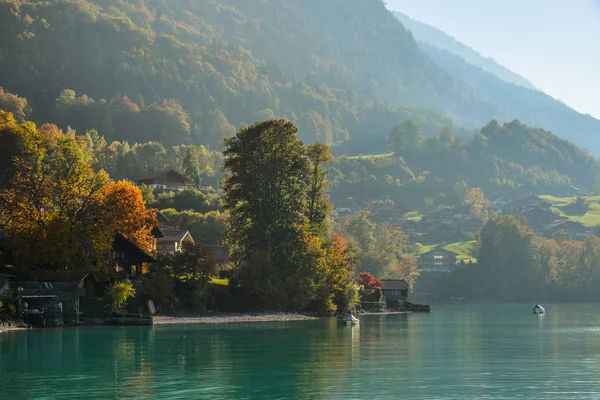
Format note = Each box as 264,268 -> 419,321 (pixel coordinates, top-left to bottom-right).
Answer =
334,193 -> 598,276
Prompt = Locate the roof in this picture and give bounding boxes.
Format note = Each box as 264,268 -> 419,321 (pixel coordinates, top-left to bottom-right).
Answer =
114,233 -> 156,264
421,248 -> 459,256
158,230 -> 194,244
200,245 -> 229,264
551,220 -> 587,230
373,204 -> 412,214
381,279 -> 409,290
152,225 -> 165,239
157,211 -> 170,226
26,270 -> 95,283
520,206 -> 555,216
0,272 -> 15,279
135,169 -> 192,184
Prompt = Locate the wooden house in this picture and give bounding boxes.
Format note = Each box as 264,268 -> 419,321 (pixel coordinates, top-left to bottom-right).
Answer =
507,195 -> 551,214
157,230 -> 195,254
549,220 -> 592,240
113,233 -> 156,277
135,169 -> 193,192
381,279 -> 409,302
519,206 -> 560,235
420,249 -> 459,273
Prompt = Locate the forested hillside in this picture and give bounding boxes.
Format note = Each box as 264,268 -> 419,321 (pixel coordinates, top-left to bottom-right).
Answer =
394,11 -> 600,155
0,0 -> 484,151
330,120 -> 600,208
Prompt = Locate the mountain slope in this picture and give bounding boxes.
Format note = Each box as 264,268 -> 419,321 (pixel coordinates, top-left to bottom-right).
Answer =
394,11 -> 600,155
0,0 -> 489,150
394,11 -> 536,89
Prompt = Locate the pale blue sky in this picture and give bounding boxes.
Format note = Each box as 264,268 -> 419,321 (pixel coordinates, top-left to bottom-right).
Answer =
386,0 -> 600,118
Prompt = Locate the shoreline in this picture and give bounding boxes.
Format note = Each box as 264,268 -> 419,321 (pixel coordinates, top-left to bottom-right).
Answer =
0,324 -> 28,333
153,312 -> 320,325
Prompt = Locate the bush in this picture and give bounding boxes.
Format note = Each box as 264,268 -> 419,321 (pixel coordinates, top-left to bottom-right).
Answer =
107,282 -> 136,313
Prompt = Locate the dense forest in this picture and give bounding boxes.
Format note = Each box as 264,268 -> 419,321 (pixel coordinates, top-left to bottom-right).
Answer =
394,11 -> 600,155
0,0 -> 489,153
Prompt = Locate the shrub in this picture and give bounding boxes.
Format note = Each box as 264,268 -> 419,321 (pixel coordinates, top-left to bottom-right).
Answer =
107,282 -> 136,312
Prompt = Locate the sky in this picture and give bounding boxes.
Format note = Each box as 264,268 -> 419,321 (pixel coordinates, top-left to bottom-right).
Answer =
386,0 -> 600,118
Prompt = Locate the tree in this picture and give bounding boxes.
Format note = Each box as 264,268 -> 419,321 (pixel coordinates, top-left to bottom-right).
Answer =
358,271 -> 383,292
345,209 -> 376,253
170,241 -> 218,285
181,146 -> 201,187
222,119 -> 322,309
100,180 -> 158,254
465,188 -> 487,219
306,142 -> 333,236
386,120 -> 423,154
0,122 -> 157,274
478,215 -> 537,300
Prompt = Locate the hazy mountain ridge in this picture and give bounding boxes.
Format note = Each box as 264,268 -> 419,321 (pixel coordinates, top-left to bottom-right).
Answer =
394,11 -> 536,89
393,10 -> 600,155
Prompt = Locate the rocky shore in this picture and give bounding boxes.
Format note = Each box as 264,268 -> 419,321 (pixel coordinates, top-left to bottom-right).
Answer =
153,312 -> 319,325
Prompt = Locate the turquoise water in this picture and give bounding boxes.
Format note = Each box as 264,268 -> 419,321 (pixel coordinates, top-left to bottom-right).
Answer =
3,304 -> 600,399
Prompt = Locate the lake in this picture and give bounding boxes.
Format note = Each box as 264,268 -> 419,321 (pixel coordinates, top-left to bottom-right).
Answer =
2,303 -> 600,399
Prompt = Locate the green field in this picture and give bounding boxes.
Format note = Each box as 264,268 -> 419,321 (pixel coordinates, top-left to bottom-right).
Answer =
541,195 -> 600,227
210,277 -> 229,286
417,240 -> 477,262
346,152 -> 394,160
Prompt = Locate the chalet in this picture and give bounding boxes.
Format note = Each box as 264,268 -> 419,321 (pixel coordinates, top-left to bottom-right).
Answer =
135,169 -> 193,192
519,206 -> 560,235
381,279 -> 409,302
157,230 -> 195,254
507,195 -> 551,214
549,221 -> 592,240
113,233 -> 156,277
369,204 -> 411,224
420,249 -> 459,273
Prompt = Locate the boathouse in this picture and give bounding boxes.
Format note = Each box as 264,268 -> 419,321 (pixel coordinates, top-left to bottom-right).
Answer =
381,279 -> 409,301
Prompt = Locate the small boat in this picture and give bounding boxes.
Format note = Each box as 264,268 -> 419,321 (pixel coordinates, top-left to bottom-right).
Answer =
532,304 -> 545,314
344,313 -> 360,326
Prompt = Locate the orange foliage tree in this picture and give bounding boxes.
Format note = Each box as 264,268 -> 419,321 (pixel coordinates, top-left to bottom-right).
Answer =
0,119 -> 157,273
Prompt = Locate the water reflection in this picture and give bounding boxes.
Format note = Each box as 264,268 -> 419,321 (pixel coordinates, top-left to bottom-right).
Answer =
4,306 -> 600,399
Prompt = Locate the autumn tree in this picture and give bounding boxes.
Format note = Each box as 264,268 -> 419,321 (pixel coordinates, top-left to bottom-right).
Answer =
100,180 -> 158,254
0,120 -> 156,274
314,233 -> 358,314
465,188 -> 487,219
358,271 -> 383,292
